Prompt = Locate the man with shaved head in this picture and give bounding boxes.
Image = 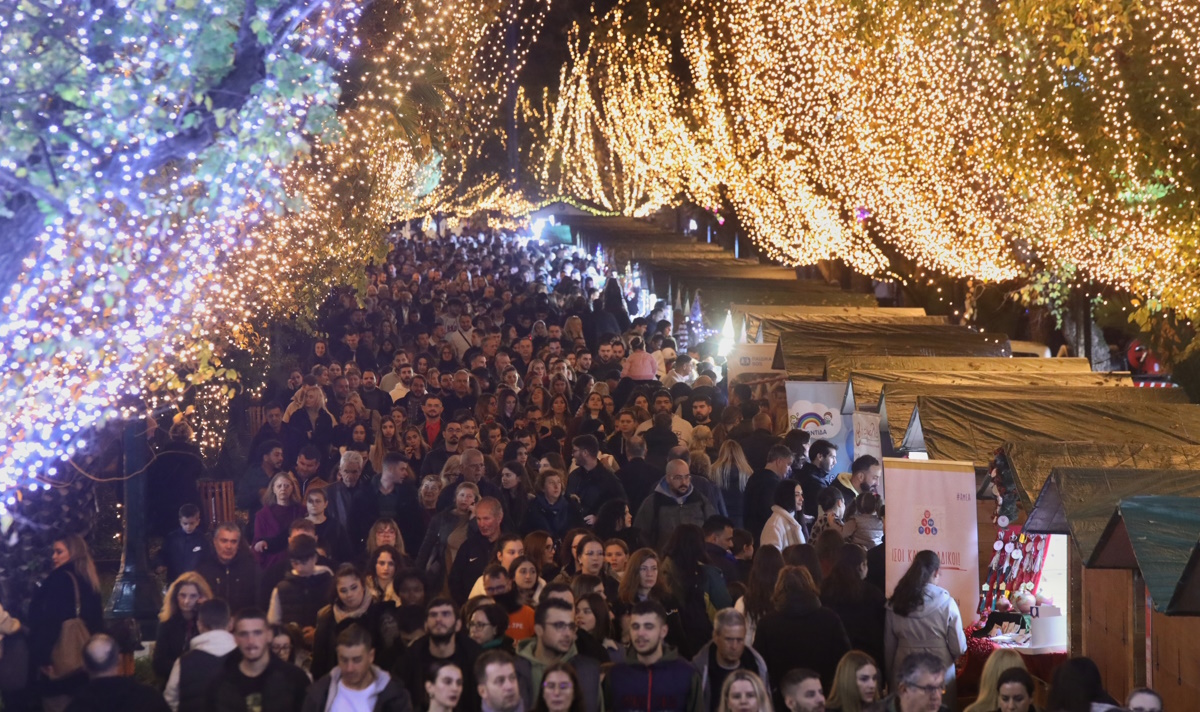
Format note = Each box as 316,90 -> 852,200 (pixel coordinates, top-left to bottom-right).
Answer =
448,495 -> 505,605
65,634 -> 170,712
634,457 -> 717,549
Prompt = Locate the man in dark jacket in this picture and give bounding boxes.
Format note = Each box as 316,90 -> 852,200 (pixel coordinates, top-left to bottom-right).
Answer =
302,624 -> 412,712
632,459 -> 715,549
324,451 -> 375,549
615,437 -> 660,513
743,445 -> 793,544
267,535 -> 334,631
737,413 -> 783,471
702,516 -> 742,586
434,448 -> 501,512
791,439 -> 838,518
195,523 -> 259,613
65,634 -> 170,712
396,599 -> 482,710
447,497 -> 504,605
154,503 -> 206,581
207,610 -> 309,712
566,435 -> 627,522
604,600 -> 703,712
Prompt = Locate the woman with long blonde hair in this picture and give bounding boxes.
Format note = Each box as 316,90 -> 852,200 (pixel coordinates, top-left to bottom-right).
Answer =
153,572 -> 213,680
963,648 -> 1027,712
826,650 -> 881,712
253,471 -> 306,568
711,439 -> 754,529
717,669 -> 774,712
30,535 -> 104,707
283,381 -> 335,457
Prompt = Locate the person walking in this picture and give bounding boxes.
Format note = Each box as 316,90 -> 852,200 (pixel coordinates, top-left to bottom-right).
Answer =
884,551 -> 967,705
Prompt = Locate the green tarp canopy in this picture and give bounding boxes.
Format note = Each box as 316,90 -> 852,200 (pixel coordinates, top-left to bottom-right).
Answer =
824,355 -> 1091,382
880,384 -> 1183,452
733,305 -> 930,342
1026,468 -> 1200,564
774,331 -> 1012,380
1090,496 -> 1200,614
845,370 -> 1135,414
1003,442 -> 1200,508
903,398 -> 1200,466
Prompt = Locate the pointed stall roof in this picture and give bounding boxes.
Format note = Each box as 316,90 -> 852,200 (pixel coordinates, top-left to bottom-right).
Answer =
902,398 -> 1200,466
879,384 -> 1183,453
1003,442 -> 1200,509
774,331 -> 1012,380
1089,496 -> 1200,614
1026,468 -> 1200,564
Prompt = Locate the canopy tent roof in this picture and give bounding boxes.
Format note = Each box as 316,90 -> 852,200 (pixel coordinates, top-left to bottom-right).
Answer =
756,314 -> 952,343
824,355 -> 1091,382
1004,442 -> 1200,509
774,331 -> 1012,380
1027,468 -> 1200,564
880,384 -> 1183,451
1090,496 -> 1200,614
902,398 -> 1200,466
732,305 -> 937,342
845,370 -> 1136,414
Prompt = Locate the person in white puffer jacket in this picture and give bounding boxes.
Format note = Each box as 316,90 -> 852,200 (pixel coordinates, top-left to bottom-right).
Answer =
885,551 -> 968,705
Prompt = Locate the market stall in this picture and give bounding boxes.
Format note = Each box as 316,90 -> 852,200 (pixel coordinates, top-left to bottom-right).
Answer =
775,331 -> 1013,379
842,369 -> 1135,414
824,354 -> 1090,382
879,385 -> 1185,454
1086,496 -> 1200,707
901,399 -> 1200,465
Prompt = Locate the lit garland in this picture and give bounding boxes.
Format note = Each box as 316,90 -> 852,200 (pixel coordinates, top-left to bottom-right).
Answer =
538,0 -> 1200,313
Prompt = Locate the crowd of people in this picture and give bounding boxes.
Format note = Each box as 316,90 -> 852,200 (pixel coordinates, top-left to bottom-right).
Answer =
4,233 -> 1168,712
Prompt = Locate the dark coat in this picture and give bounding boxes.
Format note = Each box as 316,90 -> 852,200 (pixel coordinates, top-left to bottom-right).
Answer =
272,570 -> 335,629
28,566 -> 104,669
822,583 -> 888,680
395,633 -> 481,710
195,550 -> 260,614
737,430 -> 783,472
64,675 -> 170,712
310,601 -> 385,681
415,509 -> 469,593
206,650 -> 310,712
521,493 -> 582,541
367,480 -> 425,557
754,600 -> 851,706
324,479 -> 375,549
154,528 -> 208,582
704,542 -> 742,586
447,528 -> 497,605
792,462 -> 836,518
152,613 -> 198,681
742,469 -> 782,544
615,458 -> 661,514
565,463 -> 626,518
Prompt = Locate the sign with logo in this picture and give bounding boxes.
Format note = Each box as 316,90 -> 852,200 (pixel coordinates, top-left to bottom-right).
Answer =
785,382 -> 852,459
727,343 -> 785,384
883,457 -> 980,625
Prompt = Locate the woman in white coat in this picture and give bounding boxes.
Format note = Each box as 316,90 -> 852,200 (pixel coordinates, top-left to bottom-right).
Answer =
885,550 -> 968,703
760,479 -> 807,551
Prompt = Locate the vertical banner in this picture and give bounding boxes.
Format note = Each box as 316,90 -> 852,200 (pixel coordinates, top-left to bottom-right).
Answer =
852,412 -> 884,498
883,457 -> 980,625
786,382 -> 853,460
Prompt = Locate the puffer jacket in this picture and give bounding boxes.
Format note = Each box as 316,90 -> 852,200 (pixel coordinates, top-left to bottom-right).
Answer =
885,583 -> 967,691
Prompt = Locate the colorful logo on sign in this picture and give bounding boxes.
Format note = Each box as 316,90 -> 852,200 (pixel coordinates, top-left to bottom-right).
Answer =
917,508 -> 945,536
789,401 -> 842,440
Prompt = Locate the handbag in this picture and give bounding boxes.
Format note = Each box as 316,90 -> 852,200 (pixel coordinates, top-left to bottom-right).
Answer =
49,572 -> 90,679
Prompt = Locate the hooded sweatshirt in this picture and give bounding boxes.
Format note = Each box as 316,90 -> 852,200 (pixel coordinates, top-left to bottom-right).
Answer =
604,645 -> 703,712
164,629 -> 238,712
514,637 -> 603,712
